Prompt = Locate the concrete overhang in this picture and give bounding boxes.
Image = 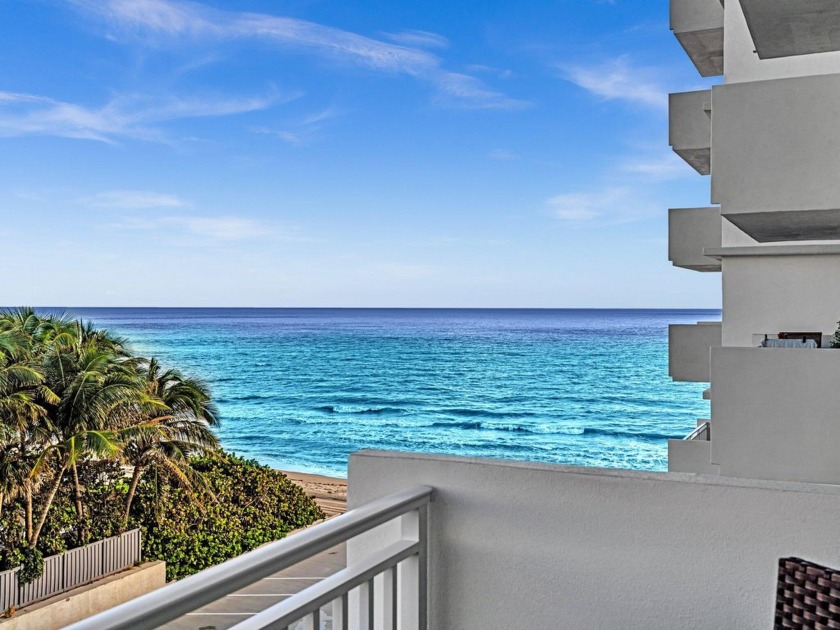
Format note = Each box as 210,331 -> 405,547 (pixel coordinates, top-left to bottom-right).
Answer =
739,0 -> 840,59
671,0 -> 725,76
669,322 -> 721,383
703,243 -> 840,259
669,90 -> 712,175
722,209 -> 840,242
711,75 -> 840,241
669,207 -> 722,271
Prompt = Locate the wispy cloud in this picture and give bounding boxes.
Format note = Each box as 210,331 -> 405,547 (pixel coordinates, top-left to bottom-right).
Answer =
0,89 -> 296,143
546,187 -> 659,224
81,189 -> 191,209
561,56 -> 667,110
465,64 -> 515,80
70,0 -> 526,110
117,215 -> 283,241
432,73 -> 527,109
382,29 -> 449,49
489,149 -> 520,161
251,106 -> 342,146
618,151 -> 693,182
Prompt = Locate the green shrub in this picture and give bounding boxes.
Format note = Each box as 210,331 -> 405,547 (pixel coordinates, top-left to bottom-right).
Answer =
18,549 -> 43,585
132,452 -> 324,581
0,452 -> 323,583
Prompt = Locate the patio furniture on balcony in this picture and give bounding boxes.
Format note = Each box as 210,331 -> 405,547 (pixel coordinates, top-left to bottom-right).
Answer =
776,557 -> 840,629
761,332 -> 821,349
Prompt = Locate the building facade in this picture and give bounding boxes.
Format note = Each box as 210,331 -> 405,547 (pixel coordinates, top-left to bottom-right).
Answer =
667,0 -> 840,484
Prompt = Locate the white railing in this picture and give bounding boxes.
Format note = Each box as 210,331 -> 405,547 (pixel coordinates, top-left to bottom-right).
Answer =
685,421 -> 710,441
0,529 -> 141,612
65,485 -> 432,630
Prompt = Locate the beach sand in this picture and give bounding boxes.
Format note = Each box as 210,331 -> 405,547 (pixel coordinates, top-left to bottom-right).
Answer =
283,470 -> 347,518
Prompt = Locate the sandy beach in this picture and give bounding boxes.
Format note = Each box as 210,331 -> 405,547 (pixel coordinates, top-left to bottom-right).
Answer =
283,470 -> 348,517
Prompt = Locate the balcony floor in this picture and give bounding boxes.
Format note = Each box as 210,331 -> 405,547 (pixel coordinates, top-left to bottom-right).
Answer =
162,543 -> 347,630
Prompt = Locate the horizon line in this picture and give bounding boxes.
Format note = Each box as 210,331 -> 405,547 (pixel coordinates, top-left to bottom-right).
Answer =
18,305 -> 723,311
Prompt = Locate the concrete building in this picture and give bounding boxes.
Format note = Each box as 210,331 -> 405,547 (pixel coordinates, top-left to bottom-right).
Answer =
69,3 -> 840,629
667,0 -> 840,486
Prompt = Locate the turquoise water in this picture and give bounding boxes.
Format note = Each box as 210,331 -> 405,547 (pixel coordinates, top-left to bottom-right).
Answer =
57,308 -> 715,478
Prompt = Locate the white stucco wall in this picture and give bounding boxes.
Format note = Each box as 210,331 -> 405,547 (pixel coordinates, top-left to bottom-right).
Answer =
0,562 -> 165,630
348,450 -> 840,630
720,254 -> 840,346
670,0 -> 722,34
669,321 -> 721,382
669,207 -> 722,271
711,73 -> 840,222
720,219 -> 757,247
668,437 -> 719,474
711,347 -> 840,483
724,0 -> 840,83
669,90 -> 711,175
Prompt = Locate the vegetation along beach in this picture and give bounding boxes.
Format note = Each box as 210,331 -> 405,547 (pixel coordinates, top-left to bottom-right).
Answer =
0,308 -> 323,584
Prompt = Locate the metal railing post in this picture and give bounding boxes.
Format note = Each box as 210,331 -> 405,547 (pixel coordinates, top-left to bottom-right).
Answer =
418,502 -> 428,630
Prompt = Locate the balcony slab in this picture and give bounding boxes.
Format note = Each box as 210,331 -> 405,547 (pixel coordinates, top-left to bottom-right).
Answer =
739,0 -> 840,59
670,90 -> 712,175
669,207 -> 722,271
671,0 -> 724,76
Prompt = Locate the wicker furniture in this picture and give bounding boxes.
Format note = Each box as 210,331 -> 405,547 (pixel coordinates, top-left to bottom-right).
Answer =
776,557 -> 840,629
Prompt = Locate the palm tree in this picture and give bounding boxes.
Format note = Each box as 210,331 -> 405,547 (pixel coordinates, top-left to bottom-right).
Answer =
28,320 -> 143,548
121,359 -> 219,526
0,326 -> 52,532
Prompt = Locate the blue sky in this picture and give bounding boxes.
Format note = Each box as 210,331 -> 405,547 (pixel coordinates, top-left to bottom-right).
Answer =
1,0 -> 721,307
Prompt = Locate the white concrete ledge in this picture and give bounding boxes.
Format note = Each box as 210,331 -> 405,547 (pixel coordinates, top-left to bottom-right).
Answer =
704,243 -> 840,259
669,321 -> 721,382
739,0 -> 840,59
350,449 -> 840,497
669,207 -> 722,271
349,449 -> 840,629
0,561 -> 165,630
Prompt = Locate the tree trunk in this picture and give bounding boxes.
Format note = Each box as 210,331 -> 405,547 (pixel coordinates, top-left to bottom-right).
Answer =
29,463 -> 66,549
122,465 -> 143,530
25,484 -> 33,542
71,462 -> 86,544
0,492 -> 4,519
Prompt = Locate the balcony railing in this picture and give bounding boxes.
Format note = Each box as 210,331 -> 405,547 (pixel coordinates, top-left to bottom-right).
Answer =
65,485 -> 433,630
685,421 -> 710,441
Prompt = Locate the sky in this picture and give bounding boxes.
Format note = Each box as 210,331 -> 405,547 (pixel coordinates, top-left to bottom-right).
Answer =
0,0 -> 722,308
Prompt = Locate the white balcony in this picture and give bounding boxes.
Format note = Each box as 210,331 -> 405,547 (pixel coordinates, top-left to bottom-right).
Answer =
668,421 -> 720,475
738,0 -> 840,59
711,347 -> 840,484
711,74 -> 840,241
670,0 -> 724,76
67,485 -> 431,630
70,450 -> 840,629
669,90 -> 711,175
669,321 -> 721,382
701,245 -> 840,348
669,207 -> 722,272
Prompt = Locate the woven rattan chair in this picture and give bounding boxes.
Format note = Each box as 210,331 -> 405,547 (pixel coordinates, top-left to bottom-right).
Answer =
776,557 -> 840,629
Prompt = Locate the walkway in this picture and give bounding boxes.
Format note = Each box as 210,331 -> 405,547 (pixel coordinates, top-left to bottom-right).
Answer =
162,542 -> 346,630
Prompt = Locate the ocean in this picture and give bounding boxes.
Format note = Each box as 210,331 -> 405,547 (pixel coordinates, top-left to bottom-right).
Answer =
56,308 -> 716,478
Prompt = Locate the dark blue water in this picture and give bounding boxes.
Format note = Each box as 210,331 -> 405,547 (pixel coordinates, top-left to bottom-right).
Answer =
51,308 -> 716,477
